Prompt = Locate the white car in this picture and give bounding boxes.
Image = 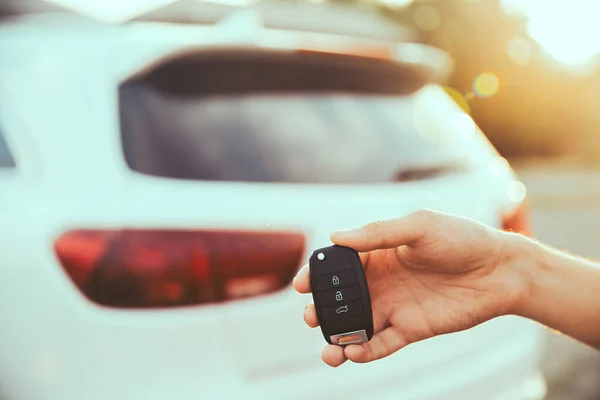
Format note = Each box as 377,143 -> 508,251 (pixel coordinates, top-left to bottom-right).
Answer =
0,4 -> 546,400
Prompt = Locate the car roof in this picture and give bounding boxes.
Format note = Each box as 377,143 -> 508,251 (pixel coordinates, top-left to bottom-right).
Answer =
0,5 -> 451,85
132,1 -> 414,41
1,0 -> 412,40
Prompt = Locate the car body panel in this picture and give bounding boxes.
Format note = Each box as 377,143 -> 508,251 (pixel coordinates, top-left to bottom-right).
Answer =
0,11 -> 544,400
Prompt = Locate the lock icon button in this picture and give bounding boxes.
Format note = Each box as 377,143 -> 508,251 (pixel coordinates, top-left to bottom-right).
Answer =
313,270 -> 355,291
335,291 -> 343,301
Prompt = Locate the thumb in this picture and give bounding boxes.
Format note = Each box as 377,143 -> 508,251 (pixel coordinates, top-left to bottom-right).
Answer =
330,210 -> 440,252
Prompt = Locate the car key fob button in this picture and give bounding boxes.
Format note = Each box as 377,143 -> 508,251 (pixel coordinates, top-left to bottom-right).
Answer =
321,300 -> 363,321
313,270 -> 357,291
316,285 -> 361,306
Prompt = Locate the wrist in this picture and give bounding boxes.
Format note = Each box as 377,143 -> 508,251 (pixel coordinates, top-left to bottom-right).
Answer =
495,231 -> 541,317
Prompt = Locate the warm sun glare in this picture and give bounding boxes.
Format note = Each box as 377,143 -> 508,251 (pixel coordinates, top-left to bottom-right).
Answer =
502,0 -> 600,67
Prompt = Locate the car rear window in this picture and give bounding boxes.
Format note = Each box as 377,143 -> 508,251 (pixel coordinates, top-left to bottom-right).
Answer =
119,51 -> 469,184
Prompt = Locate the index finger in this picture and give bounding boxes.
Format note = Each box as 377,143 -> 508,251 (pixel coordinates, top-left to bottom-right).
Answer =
330,209 -> 442,252
293,263 -> 311,294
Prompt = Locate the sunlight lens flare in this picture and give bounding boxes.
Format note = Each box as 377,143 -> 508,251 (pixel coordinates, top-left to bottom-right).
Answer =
473,73 -> 500,98
507,181 -> 527,204
502,0 -> 600,67
507,36 -> 533,65
413,5 -> 441,32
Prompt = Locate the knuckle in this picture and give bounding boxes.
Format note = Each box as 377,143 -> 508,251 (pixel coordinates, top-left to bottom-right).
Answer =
410,208 -> 437,221
364,220 -> 388,247
373,336 -> 388,361
364,343 -> 375,362
364,220 -> 383,233
410,209 -> 445,230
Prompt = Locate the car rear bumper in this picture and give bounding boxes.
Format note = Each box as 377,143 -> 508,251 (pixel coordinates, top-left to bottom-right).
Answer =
0,253 -> 546,400
367,323 -> 546,400
242,316 -> 546,400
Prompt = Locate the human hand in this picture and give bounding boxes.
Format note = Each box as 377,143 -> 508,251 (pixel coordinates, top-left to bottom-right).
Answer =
293,210 -> 528,367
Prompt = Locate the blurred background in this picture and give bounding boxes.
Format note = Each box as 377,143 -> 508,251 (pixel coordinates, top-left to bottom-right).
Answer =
2,0 -> 600,399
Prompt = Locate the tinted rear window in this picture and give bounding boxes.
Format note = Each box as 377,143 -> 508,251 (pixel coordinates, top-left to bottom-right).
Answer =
120,52 -> 468,184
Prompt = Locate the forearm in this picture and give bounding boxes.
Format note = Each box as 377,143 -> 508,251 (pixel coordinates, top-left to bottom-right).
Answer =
507,233 -> 600,348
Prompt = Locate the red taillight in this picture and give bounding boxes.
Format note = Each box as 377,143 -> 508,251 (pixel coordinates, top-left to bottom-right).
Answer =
502,201 -> 532,236
54,229 -> 305,309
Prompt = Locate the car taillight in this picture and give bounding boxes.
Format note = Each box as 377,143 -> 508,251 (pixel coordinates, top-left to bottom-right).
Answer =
502,201 -> 532,236
54,229 -> 305,308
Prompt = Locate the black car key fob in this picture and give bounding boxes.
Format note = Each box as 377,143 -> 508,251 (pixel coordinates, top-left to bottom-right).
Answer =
309,245 -> 374,346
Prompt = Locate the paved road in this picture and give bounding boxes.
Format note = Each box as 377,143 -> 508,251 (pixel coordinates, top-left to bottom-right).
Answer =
518,168 -> 600,400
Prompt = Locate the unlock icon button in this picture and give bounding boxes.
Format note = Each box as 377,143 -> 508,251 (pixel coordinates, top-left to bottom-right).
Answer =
317,285 -> 361,306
